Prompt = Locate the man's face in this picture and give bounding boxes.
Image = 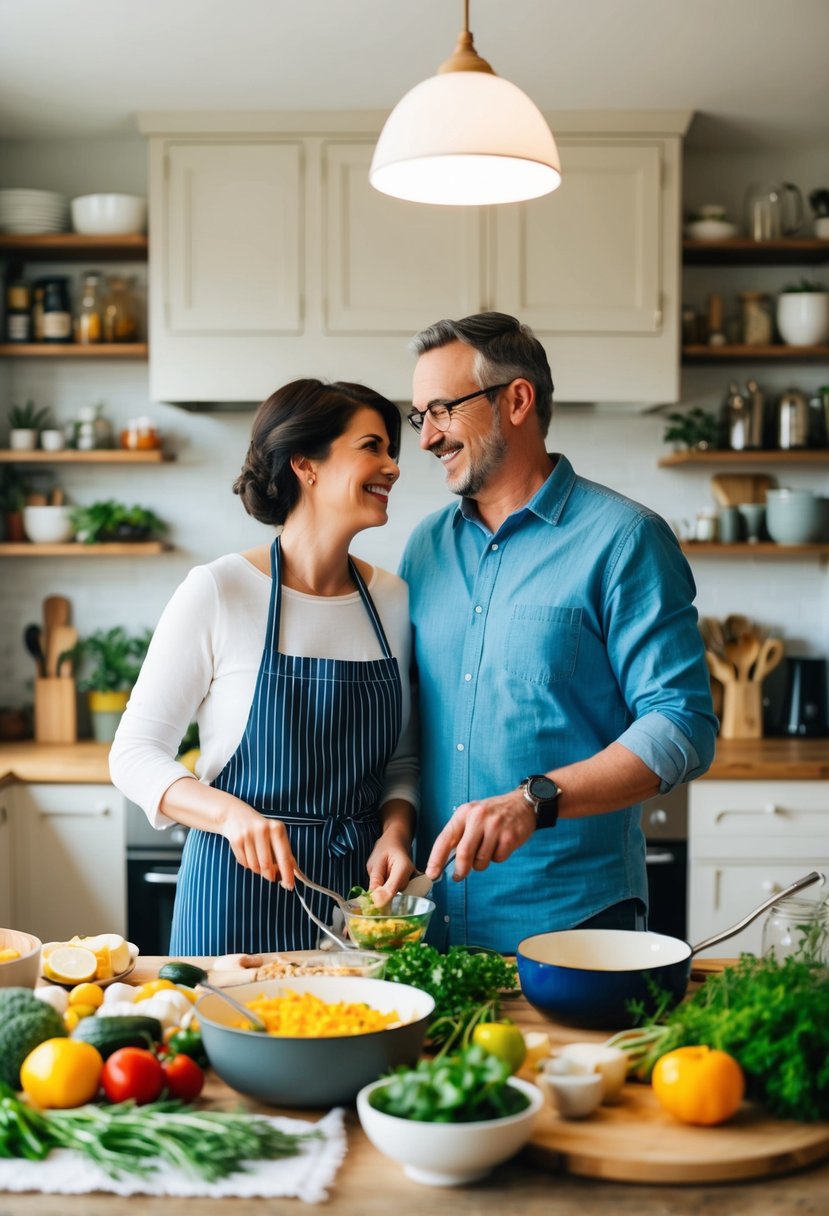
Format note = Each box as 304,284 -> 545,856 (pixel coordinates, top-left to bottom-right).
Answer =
412,341 -> 507,498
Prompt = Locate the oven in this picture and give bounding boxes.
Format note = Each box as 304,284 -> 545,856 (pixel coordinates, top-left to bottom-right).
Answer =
125,801 -> 187,956
641,785 -> 688,940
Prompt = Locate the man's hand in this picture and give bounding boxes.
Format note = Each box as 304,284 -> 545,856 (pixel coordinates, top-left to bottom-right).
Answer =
425,789 -> 536,881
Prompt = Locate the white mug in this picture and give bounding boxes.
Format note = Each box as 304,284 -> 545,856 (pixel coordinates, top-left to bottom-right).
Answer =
40,429 -> 66,452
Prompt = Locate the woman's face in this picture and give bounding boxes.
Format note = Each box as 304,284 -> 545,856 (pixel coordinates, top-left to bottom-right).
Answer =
308,407 -> 400,530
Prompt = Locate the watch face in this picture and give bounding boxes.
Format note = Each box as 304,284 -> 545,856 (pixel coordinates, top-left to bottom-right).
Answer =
528,776 -> 559,802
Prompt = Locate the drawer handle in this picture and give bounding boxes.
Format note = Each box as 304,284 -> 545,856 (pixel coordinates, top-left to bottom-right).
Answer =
39,805 -> 111,818
143,872 -> 179,885
714,805 -> 787,824
646,850 -> 677,866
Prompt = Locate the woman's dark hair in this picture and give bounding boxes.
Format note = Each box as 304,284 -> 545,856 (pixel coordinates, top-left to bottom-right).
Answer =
411,311 -> 555,436
233,379 -> 401,525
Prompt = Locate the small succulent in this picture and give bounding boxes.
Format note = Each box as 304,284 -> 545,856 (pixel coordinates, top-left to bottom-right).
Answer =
8,400 -> 51,431
781,278 -> 827,293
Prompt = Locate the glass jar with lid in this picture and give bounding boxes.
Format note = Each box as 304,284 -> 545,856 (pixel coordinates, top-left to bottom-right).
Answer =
76,271 -> 103,344
42,276 -> 72,343
761,896 -> 829,965
101,275 -> 138,343
737,291 -> 772,346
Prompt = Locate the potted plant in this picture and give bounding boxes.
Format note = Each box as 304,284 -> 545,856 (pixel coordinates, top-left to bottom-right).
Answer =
809,188 -> 829,239
70,626 -> 152,742
776,279 -> 829,346
662,407 -> 720,452
7,401 -> 52,451
68,499 -> 168,544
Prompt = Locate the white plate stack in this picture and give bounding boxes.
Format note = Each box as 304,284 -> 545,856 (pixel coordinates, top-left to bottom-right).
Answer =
0,188 -> 69,233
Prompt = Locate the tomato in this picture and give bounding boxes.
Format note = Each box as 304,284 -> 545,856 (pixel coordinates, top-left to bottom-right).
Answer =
471,1021 -> 527,1073
652,1045 -> 745,1126
161,1052 -> 205,1101
101,1047 -> 165,1105
20,1038 -> 103,1110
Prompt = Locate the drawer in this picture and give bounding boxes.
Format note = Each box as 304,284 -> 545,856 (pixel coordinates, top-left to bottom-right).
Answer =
688,861 -> 829,957
689,781 -> 829,856
14,783 -> 121,819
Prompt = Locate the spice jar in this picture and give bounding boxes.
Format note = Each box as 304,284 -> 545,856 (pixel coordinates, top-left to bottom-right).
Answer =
5,278 -> 31,342
101,275 -> 138,343
120,416 -> 161,451
30,280 -> 46,341
41,276 -> 72,343
761,896 -> 829,965
76,271 -> 103,344
738,291 -> 772,346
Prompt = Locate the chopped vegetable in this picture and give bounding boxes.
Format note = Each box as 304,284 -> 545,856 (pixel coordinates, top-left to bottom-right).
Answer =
608,953 -> 829,1121
557,1043 -> 629,1103
383,942 -> 519,1052
369,1045 -> 529,1122
0,1083 -> 320,1181
244,989 -> 400,1037
651,1046 -> 745,1126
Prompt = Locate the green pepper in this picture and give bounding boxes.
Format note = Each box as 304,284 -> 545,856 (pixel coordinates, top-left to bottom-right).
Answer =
166,1028 -> 208,1068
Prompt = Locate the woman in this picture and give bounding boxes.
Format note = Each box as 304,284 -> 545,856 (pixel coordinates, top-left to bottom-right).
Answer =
110,379 -> 417,954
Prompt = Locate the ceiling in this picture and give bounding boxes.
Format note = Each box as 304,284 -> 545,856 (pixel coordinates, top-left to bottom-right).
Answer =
1,0 -> 827,148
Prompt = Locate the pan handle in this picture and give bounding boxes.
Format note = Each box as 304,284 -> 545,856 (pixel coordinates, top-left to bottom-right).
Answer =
690,870 -> 824,957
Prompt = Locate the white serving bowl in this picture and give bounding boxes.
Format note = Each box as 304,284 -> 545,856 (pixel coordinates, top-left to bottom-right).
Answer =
0,927 -> 42,988
684,219 -> 739,241
70,193 -> 147,235
357,1075 -> 543,1186
765,488 -> 824,544
22,505 -> 74,544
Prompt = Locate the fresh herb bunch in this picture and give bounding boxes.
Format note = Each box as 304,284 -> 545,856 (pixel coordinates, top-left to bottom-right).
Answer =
69,499 -> 168,544
383,942 -> 519,1052
0,1085 -> 319,1181
370,1045 -> 528,1123
662,406 -> 720,450
608,954 -> 829,1121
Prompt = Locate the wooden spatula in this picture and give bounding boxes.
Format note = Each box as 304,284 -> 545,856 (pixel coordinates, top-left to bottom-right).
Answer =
42,596 -> 72,676
50,624 -> 79,678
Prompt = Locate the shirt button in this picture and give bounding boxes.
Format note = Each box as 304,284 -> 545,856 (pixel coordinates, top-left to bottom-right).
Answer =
474,605 -> 482,614
491,543 -> 499,551
444,915 -> 451,924
456,743 -> 465,751
464,672 -> 472,682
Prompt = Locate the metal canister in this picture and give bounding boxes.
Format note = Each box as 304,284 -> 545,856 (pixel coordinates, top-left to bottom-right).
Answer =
777,388 -> 810,449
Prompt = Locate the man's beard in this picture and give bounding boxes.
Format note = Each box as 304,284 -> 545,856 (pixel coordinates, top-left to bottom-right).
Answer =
444,411 -> 508,498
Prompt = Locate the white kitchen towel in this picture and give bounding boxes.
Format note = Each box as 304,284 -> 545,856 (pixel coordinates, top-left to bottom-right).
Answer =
0,1107 -> 346,1203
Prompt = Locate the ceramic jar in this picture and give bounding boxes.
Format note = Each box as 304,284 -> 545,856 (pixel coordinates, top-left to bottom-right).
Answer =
776,291 -> 829,346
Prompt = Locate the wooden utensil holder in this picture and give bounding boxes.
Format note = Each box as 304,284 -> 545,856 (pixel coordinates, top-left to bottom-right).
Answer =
720,679 -> 763,739
34,677 -> 77,744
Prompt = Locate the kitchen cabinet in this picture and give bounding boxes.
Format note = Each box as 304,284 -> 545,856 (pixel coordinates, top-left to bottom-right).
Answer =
0,798 -> 12,924
139,109 -> 691,405
688,780 -> 828,956
10,783 -> 127,940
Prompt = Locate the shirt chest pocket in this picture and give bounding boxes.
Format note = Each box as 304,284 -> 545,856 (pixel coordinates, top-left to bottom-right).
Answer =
504,604 -> 582,685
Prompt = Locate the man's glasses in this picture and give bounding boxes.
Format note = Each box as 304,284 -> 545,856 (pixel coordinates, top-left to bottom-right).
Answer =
407,382 -> 513,433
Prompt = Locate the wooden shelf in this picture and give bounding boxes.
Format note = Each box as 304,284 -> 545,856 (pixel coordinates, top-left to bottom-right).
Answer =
0,233 -> 148,261
683,343 -> 829,362
681,542 -> 829,557
659,449 -> 829,467
683,238 -> 829,265
0,449 -> 172,464
0,541 -> 171,557
0,343 -> 148,359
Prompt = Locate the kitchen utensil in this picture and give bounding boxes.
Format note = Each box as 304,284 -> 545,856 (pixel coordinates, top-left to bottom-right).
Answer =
725,633 -> 761,681
724,612 -> 752,641
404,849 -> 457,898
23,623 -> 45,675
710,472 -> 773,508
342,894 -> 435,952
42,594 -> 70,642
0,927 -> 42,989
765,487 -> 823,543
776,389 -> 811,448
294,885 -> 356,951
160,961 -> 268,1030
70,193 -> 147,235
744,180 -> 804,241
33,677 -> 77,744
293,867 -> 352,918
516,871 -> 823,1029
750,636 -> 784,684
196,975 -> 434,1106
47,623 -> 78,679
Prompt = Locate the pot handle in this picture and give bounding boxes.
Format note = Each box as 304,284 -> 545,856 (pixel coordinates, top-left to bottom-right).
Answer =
690,870 -> 824,957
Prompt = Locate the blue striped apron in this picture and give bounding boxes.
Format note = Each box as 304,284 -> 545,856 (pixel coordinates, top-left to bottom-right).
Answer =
169,537 -> 403,954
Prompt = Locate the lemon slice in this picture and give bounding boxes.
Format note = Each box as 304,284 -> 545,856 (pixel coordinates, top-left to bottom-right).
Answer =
72,933 -> 131,974
523,1031 -> 552,1069
42,945 -> 98,984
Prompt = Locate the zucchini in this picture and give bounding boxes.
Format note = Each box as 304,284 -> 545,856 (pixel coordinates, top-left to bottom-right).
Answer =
71,1015 -> 163,1057
157,961 -> 206,988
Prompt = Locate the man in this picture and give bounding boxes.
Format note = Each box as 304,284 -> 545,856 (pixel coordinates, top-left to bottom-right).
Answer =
399,312 -> 716,953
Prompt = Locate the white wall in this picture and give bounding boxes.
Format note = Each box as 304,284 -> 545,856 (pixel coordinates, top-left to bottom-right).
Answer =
1,134 -> 827,714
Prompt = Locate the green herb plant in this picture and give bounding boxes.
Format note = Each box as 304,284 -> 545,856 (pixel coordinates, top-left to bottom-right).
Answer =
780,278 -> 827,293
369,1045 -> 528,1123
69,626 -> 152,693
69,499 -> 167,544
0,1085 -> 320,1181
383,942 -> 519,1053
8,401 -> 51,431
606,952 -> 829,1121
662,407 -> 720,451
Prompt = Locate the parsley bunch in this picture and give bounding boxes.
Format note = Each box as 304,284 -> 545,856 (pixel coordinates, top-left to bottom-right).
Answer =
383,943 -> 519,1052
369,1045 -> 529,1123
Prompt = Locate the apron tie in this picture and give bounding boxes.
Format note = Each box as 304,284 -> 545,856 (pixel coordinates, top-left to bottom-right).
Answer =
322,813 -> 363,859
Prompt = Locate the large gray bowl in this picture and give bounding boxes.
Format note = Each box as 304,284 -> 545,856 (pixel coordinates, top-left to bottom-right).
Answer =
197,975 -> 434,1107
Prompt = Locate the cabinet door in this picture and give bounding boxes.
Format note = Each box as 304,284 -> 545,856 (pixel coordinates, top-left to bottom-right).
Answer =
322,142 -> 483,334
0,799 -> 11,925
165,141 -> 303,335
12,784 -> 127,942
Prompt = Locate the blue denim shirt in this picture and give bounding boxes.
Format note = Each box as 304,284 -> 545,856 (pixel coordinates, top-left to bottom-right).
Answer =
399,455 -> 717,953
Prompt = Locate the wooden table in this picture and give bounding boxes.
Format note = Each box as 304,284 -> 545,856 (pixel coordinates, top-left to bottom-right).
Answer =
5,956 -> 828,1216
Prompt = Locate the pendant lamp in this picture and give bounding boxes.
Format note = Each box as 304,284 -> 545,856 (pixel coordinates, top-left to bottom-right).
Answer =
369,0 -> 561,206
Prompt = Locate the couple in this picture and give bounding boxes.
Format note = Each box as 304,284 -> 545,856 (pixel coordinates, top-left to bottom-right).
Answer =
110,311 -> 716,956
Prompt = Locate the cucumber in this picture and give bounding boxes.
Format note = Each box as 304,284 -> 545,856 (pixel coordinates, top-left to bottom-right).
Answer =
157,961 -> 205,989
71,1015 -> 163,1057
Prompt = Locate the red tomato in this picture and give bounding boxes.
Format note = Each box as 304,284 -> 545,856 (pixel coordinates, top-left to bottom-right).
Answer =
101,1047 -> 165,1105
161,1053 -> 205,1102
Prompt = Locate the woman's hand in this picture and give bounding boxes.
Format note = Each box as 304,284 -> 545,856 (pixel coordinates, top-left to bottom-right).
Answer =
365,823 -> 414,907
219,799 -> 298,888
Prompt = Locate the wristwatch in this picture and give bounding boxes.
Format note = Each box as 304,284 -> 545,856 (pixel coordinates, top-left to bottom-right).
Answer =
520,775 -> 561,830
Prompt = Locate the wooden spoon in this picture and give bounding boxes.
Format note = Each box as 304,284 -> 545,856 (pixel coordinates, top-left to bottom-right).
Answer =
724,613 -> 752,641
725,634 -> 762,682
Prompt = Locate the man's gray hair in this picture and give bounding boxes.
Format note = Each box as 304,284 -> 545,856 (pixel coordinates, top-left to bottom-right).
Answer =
411,312 -> 555,436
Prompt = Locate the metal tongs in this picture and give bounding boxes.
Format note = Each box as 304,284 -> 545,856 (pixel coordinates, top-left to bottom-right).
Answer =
293,868 -> 356,951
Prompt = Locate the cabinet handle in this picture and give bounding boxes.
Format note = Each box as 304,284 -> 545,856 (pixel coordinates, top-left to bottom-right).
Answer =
646,849 -> 676,866
39,804 -> 111,818
714,804 -> 787,824
0,804 -> 6,826
143,872 -> 179,885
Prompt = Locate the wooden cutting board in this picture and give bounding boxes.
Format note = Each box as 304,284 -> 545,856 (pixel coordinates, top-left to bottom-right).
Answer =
710,472 -> 775,506
527,1083 -> 829,1184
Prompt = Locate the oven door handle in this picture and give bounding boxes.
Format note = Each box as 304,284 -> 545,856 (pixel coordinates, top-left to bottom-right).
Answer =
646,849 -> 678,867
143,871 -> 180,885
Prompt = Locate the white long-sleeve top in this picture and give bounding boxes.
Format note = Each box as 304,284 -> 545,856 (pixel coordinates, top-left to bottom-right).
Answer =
109,554 -> 418,830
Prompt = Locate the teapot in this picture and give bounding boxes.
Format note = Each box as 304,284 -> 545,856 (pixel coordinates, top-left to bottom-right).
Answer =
745,181 -> 804,241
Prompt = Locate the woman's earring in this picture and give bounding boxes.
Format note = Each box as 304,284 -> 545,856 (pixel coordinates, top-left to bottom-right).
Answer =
307,476 -> 315,486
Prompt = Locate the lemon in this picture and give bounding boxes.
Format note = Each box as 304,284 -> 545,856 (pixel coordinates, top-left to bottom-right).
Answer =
69,982 -> 105,1010
523,1031 -> 552,1070
63,1009 -> 81,1031
42,946 -> 97,984
178,748 -> 200,774
72,933 -> 130,975
471,1021 -> 528,1073
20,1038 -> 103,1109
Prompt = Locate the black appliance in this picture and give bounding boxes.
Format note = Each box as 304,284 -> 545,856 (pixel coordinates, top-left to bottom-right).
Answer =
779,656 -> 828,737
126,801 -> 187,956
641,786 -> 688,940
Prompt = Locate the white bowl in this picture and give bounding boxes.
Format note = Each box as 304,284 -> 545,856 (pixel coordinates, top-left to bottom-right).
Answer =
684,219 -> 740,241
776,292 -> 829,346
0,927 -> 42,988
357,1075 -> 543,1186
22,505 -> 74,544
70,193 -> 147,235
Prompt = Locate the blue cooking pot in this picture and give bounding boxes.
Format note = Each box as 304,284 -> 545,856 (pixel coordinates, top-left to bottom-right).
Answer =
516,871 -> 822,1030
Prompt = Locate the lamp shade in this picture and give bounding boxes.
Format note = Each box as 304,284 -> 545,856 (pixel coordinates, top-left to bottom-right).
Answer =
370,72 -> 562,206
